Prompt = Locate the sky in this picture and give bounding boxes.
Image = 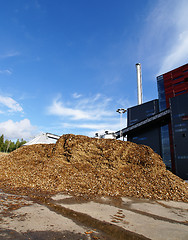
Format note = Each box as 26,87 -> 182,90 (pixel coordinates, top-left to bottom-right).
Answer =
0,0 -> 188,141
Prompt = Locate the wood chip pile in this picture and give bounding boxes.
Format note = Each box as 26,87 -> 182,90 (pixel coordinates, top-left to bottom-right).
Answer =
0,134 -> 187,201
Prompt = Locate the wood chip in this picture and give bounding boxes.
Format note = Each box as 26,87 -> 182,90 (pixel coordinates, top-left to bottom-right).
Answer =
0,134 -> 187,202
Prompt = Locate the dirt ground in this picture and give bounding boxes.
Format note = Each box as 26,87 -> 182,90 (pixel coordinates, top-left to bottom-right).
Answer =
0,190 -> 188,240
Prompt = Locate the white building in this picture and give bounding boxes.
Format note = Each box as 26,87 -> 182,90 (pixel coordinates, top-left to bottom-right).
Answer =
24,133 -> 60,145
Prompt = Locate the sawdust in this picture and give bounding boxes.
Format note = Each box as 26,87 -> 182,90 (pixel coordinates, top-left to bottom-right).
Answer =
0,134 -> 187,201
0,152 -> 8,157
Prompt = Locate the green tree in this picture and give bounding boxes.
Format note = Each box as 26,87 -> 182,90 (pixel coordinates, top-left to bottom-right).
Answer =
15,139 -> 26,149
20,138 -> 27,146
8,141 -> 16,152
0,136 -> 26,152
0,134 -> 4,151
4,139 -> 10,152
15,139 -> 21,149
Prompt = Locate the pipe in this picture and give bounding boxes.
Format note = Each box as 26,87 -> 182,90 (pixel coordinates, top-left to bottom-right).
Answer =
136,63 -> 143,105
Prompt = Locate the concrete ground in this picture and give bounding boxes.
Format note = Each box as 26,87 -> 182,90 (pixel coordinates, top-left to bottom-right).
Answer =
0,190 -> 188,240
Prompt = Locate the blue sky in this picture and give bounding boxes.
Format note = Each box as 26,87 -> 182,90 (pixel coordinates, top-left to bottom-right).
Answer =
0,0 -> 188,140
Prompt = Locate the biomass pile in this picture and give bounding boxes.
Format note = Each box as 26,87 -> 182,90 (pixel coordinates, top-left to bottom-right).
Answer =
0,134 -> 187,201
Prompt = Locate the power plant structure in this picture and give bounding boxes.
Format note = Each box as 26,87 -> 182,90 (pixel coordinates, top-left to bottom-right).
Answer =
115,63 -> 188,180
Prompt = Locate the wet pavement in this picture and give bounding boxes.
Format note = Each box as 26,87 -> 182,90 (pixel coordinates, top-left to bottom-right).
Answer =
0,190 -> 188,240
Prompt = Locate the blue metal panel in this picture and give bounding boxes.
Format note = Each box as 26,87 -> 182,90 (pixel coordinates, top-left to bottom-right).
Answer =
170,93 -> 188,179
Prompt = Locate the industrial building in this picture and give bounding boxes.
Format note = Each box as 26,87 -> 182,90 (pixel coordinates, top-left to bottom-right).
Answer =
116,63 -> 188,179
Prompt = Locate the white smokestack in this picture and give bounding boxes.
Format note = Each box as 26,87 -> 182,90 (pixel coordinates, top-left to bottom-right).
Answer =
136,63 -> 143,105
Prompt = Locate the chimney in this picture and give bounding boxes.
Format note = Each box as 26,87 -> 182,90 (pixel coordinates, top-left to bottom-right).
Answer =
136,63 -> 143,105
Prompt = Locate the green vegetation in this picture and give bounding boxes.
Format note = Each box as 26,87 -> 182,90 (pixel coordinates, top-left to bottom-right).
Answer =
0,134 -> 26,153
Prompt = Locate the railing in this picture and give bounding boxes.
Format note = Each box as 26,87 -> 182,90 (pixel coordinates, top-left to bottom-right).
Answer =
115,108 -> 171,138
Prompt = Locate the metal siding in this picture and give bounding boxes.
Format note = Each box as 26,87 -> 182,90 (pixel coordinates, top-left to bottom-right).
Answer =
158,63 -> 188,174
127,100 -> 161,155
170,93 -> 188,179
127,100 -> 159,126
162,63 -> 188,108
128,128 -> 161,155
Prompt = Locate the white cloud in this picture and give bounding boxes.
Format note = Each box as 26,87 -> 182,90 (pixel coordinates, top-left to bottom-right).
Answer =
46,93 -> 127,136
48,98 -> 92,120
148,0 -> 188,74
139,0 -> 188,75
116,97 -> 135,110
0,51 -> 20,59
72,92 -> 82,99
0,96 -> 23,113
60,119 -> 127,137
159,30 -> 188,74
47,94 -> 114,120
61,122 -> 122,131
0,119 -> 37,140
0,69 -> 12,75
158,0 -> 188,73
46,92 -> 130,137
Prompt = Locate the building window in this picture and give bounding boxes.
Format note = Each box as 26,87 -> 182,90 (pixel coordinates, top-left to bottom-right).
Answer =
130,119 -> 138,125
157,76 -> 167,111
160,124 -> 171,170
174,123 -> 186,127
175,90 -> 186,96
177,155 -> 188,159
173,81 -> 184,86
175,128 -> 187,132
173,75 -> 183,81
